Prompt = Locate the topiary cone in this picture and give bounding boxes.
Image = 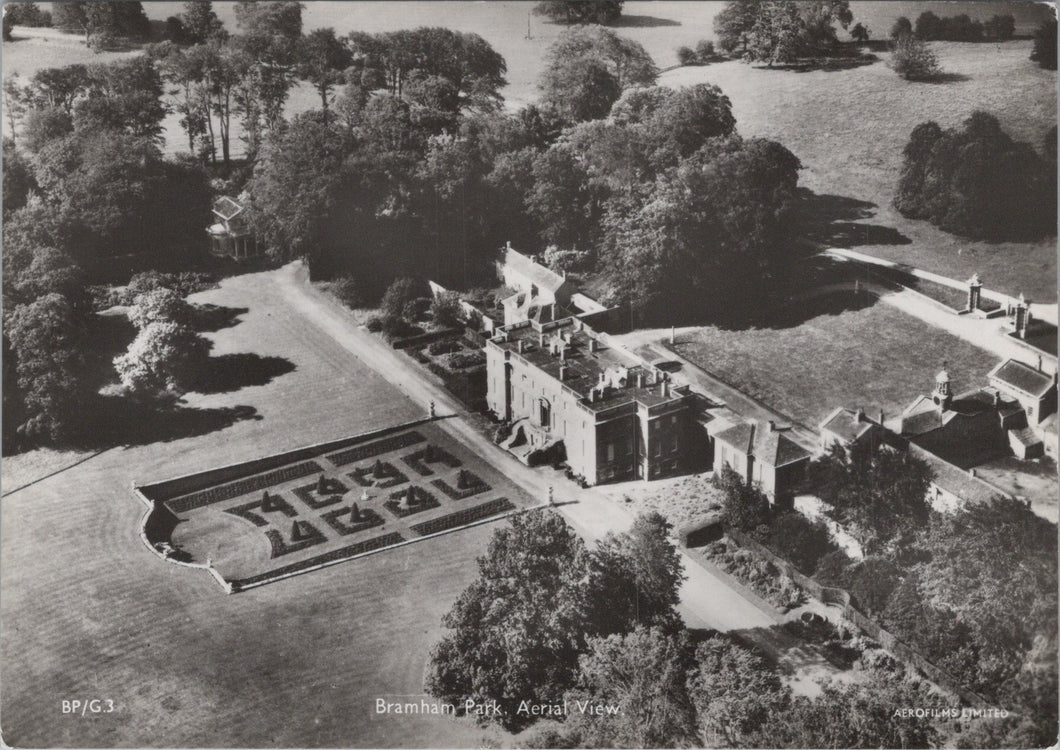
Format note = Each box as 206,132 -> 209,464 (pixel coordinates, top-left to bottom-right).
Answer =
316,473 -> 327,494
351,502 -> 361,523
261,490 -> 272,511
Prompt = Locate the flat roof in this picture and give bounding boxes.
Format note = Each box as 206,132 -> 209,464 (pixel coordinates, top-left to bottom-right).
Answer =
491,319 -> 687,414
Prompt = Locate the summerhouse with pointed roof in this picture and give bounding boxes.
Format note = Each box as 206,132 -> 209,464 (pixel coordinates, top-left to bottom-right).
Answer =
207,196 -> 257,260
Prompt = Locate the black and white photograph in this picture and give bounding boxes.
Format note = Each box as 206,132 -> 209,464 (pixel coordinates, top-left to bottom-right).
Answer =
1,0 -> 1057,747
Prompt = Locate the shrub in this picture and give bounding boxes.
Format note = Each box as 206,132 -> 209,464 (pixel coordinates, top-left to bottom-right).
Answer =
365,316 -> 383,333
890,16 -> 913,40
847,557 -> 902,616
380,277 -> 424,320
380,315 -> 415,341
127,288 -> 192,329
330,276 -> 364,309
814,549 -> 853,586
113,321 -> 210,393
122,271 -> 213,305
677,46 -> 697,66
714,465 -> 771,532
402,297 -> 431,323
448,350 -> 486,369
429,291 -> 463,328
543,246 -> 590,273
428,340 -> 461,356
889,34 -> 941,80
695,39 -> 715,60
763,511 -> 839,575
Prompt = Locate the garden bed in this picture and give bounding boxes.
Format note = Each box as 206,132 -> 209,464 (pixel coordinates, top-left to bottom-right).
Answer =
224,494 -> 299,527
231,532 -> 406,589
431,470 -> 490,500
265,521 -> 327,558
320,506 -> 385,536
702,537 -> 805,612
326,431 -> 425,467
410,497 -> 515,536
291,478 -> 349,510
348,460 -> 408,489
166,461 -> 323,513
383,486 -> 441,518
401,444 -> 462,476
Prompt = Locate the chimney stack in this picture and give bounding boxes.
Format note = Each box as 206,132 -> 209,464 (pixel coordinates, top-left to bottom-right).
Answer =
589,338 -> 597,353
878,409 -> 884,425
559,365 -> 567,381
767,420 -> 776,433
855,407 -> 865,422
538,332 -> 545,347
516,340 -> 524,354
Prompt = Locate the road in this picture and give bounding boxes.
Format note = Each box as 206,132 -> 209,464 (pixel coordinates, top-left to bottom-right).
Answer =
274,263 -> 842,684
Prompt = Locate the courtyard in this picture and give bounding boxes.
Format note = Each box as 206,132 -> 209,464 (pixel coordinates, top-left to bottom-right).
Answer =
672,290 -> 998,431
147,422 -> 534,590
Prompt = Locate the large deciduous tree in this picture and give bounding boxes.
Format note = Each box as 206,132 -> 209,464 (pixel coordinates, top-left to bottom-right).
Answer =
424,510 -> 595,731
541,26 -> 657,123
534,0 -> 624,25
297,28 -> 352,111
894,111 -> 1056,240
1031,18 -> 1058,70
114,320 -> 211,393
4,293 -> 88,442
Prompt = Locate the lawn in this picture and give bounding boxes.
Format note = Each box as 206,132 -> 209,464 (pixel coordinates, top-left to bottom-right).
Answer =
661,40 -> 1057,300
674,291 -> 998,429
0,268 -> 517,747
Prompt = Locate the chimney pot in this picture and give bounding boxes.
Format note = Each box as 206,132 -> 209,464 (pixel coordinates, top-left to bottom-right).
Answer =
878,409 -> 885,424
969,468 -> 977,478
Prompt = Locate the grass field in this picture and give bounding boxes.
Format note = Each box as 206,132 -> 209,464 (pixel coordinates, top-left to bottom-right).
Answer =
661,40 -> 1057,300
0,269 -> 512,747
674,291 -> 999,429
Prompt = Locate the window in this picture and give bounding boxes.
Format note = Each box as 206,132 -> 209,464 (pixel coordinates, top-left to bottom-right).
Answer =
607,443 -> 615,462
671,415 -> 677,425
653,441 -> 661,457
670,437 -> 678,454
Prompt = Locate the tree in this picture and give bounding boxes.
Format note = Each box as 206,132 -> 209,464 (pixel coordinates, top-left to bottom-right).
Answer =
715,465 -> 771,532
74,57 -> 167,142
763,511 -> 837,574
602,136 -> 801,322
894,111 -> 1056,240
850,21 -> 869,42
798,0 -> 853,52
297,28 -> 352,111
676,46 -> 697,66
845,556 -> 901,615
380,278 -> 424,320
3,138 -> 36,218
534,0 -> 624,25
4,3 -> 52,28
590,512 -> 685,633
180,1 -> 224,43
526,144 -> 599,249
3,12 -> 12,41
234,1 -> 303,40
424,511 -> 595,731
806,441 -> 932,554
540,26 -> 657,123
890,15 -> 913,39
689,636 -> 791,747
984,14 -> 1015,42
714,0 -> 761,55
5,293 -> 88,441
127,288 -> 193,329
53,1 -> 149,42
1031,18 -> 1058,70
744,1 -> 804,66
51,2 -> 89,37
244,110 -> 353,260
428,291 -> 462,327
347,28 -> 507,113
114,321 -> 211,393
757,675 -> 943,748
558,627 -> 698,749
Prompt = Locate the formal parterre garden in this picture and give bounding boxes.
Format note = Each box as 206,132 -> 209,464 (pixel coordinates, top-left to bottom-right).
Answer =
146,423 -> 532,590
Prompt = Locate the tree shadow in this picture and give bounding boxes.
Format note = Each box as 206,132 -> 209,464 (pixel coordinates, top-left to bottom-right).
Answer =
83,394 -> 261,449
189,303 -> 249,333
609,14 -> 681,28
191,353 -> 296,395
755,53 -> 879,73
795,189 -> 911,248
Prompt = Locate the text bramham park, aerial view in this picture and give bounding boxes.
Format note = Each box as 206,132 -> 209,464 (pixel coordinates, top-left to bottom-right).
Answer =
1,1 -> 1057,748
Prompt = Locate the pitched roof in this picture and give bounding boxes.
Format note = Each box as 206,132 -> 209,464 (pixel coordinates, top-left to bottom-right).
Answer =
713,422 -> 754,454
988,359 -> 1055,398
753,427 -> 811,468
502,247 -> 567,293
212,196 -> 244,221
894,395 -> 946,437
819,407 -> 874,444
909,445 -> 1007,506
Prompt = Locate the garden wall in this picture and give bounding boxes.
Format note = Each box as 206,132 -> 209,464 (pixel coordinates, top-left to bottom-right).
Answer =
136,417 -> 434,503
724,526 -> 995,709
391,327 -> 463,350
